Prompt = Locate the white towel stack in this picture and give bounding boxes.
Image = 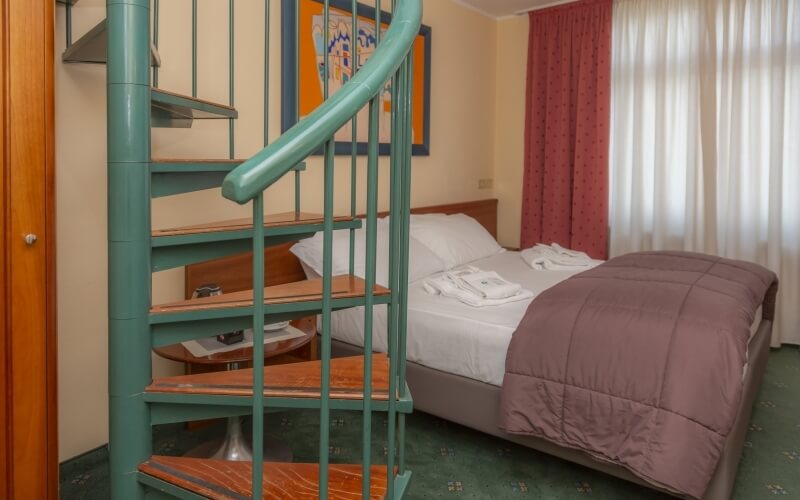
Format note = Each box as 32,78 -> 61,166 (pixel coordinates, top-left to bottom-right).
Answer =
423,266 -> 533,307
520,243 -> 603,271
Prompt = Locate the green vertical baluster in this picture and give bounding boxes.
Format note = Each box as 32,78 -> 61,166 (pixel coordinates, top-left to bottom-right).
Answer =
349,0 -> 358,275
192,0 -> 197,97
294,166 -> 301,215
153,0 -> 159,87
294,0 -> 301,215
371,1 -> 401,496
320,140 -> 334,500
191,0 -> 197,96
362,96 -> 380,499
398,53 -> 413,477
387,25 -> 406,500
319,142 -> 335,499
106,0 -> 151,498
319,3 -> 332,499
252,195 -> 265,499
66,1 -> 72,48
254,11 -> 268,498
229,0 -> 235,160
264,0 -> 270,147
386,30 -> 401,446
387,0 -> 401,384
390,56 -> 407,485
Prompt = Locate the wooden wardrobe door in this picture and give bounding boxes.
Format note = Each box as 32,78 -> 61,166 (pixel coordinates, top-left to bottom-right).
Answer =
1,0 -> 57,498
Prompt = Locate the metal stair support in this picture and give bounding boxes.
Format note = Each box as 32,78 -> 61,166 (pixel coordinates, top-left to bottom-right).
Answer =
151,88 -> 238,128
62,18 -> 161,65
150,159 -> 244,198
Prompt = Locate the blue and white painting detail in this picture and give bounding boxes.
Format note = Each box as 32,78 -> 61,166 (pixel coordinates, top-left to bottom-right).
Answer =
312,13 -> 393,142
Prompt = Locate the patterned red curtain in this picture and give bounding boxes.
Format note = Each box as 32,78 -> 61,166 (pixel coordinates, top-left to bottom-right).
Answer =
520,0 -> 612,259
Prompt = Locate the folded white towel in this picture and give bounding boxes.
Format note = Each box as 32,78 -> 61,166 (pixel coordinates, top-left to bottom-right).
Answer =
520,243 -> 603,271
457,269 -> 521,299
423,266 -> 533,307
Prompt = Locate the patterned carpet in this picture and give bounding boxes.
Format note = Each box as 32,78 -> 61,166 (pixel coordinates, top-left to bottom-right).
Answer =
60,347 -> 799,499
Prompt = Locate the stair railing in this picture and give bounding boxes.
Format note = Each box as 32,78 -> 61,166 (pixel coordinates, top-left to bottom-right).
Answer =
220,0 -> 420,203
223,1 -> 421,497
99,0 -> 420,495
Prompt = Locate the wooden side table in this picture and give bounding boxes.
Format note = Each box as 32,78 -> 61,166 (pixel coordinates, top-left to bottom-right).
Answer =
152,317 -> 318,460
153,316 -> 318,373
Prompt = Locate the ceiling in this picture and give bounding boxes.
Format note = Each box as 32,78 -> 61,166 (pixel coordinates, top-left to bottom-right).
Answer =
453,0 -> 578,18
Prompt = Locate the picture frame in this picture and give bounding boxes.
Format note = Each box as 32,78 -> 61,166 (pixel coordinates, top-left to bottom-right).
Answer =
281,0 -> 432,156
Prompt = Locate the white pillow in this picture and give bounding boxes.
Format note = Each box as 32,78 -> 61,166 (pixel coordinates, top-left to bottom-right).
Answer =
290,220 -> 445,286
409,213 -> 502,269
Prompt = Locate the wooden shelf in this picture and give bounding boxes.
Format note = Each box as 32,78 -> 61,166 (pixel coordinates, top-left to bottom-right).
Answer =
139,455 -> 389,499
147,354 -> 390,400
150,276 -> 389,315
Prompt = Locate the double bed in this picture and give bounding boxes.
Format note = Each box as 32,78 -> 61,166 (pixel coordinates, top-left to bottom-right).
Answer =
185,198 -> 775,500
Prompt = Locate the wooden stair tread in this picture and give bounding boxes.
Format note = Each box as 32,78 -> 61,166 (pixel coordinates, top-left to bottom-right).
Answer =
152,212 -> 355,238
147,354 -> 390,400
140,455 -> 388,499
150,276 -> 389,315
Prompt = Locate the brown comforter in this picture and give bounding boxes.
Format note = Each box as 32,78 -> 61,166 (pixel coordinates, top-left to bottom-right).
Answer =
500,251 -> 778,498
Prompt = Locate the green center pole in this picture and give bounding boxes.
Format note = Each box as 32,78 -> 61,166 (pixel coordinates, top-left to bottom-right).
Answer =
106,0 -> 152,498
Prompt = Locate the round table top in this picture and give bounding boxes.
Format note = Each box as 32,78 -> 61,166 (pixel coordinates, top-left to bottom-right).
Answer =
153,317 -> 316,365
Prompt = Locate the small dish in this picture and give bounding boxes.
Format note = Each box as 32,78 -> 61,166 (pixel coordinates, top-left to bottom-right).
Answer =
264,321 -> 291,332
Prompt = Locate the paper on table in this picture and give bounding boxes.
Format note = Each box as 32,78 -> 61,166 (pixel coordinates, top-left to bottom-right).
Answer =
181,325 -> 307,358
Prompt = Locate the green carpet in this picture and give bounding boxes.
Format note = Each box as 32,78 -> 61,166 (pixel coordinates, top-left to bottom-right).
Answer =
60,347 -> 799,499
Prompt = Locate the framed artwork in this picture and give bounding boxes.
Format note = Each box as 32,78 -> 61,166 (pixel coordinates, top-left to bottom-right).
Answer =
281,0 -> 432,156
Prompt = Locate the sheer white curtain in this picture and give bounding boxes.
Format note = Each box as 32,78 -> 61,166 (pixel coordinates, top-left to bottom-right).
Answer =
610,0 -> 800,345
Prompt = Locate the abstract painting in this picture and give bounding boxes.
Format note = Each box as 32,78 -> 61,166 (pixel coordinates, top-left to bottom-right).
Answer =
282,0 -> 432,155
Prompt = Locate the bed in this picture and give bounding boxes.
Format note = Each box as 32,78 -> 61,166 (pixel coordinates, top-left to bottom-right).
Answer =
185,199 -> 775,500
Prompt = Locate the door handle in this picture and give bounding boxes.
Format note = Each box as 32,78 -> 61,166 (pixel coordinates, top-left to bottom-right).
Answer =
24,234 -> 38,246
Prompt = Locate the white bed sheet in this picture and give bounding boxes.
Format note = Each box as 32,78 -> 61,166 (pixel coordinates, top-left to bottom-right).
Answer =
329,251 -> 584,386
328,250 -> 765,387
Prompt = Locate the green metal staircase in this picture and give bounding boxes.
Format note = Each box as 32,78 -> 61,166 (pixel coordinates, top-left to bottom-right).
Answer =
59,0 -> 420,497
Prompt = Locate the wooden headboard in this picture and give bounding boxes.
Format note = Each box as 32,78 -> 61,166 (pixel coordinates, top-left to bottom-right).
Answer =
184,198 -> 498,298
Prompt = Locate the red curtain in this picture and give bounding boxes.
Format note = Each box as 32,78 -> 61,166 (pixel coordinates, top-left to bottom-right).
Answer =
520,0 -> 611,259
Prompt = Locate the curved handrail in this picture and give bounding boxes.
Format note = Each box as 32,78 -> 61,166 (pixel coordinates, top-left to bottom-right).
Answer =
221,0 -> 422,204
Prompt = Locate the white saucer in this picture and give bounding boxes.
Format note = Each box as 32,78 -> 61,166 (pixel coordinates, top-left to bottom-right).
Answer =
264,321 -> 290,332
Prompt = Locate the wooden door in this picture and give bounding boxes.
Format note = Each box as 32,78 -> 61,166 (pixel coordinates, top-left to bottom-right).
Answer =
0,0 -> 57,498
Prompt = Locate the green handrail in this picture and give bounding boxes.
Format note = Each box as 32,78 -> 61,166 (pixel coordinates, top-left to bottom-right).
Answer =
220,0 -> 422,204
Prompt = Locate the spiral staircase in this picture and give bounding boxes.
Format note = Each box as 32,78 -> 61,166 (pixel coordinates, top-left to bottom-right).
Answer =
58,0 -> 420,498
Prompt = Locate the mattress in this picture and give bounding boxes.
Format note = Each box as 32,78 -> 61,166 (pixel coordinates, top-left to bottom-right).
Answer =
326,251 -> 762,387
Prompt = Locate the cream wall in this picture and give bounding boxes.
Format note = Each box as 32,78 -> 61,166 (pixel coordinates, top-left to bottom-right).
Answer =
56,0 -> 497,461
492,15 -> 528,248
